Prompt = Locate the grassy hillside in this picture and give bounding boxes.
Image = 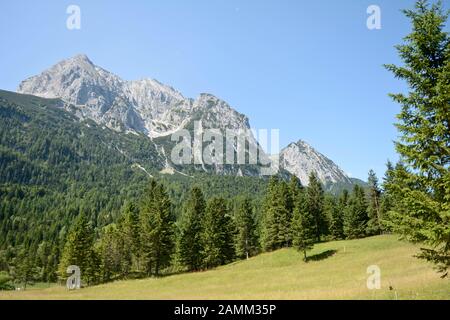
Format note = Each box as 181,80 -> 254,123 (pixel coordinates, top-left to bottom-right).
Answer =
1,235 -> 448,300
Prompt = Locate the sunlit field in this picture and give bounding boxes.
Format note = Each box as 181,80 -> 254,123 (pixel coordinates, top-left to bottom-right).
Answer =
1,235 -> 448,300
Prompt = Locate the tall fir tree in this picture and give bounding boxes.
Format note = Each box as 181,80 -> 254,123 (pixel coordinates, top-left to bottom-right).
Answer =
118,202 -> 141,274
177,186 -> 206,271
305,172 -> 326,242
139,180 -> 157,276
58,213 -> 99,286
380,161 -> 395,222
287,175 -> 303,217
140,181 -> 175,276
13,248 -> 39,289
97,224 -> 123,282
325,195 -> 344,240
344,185 -> 369,239
278,181 -> 293,247
234,197 -> 258,260
384,0 -> 450,277
292,192 -> 316,261
261,176 -> 283,251
366,170 -> 383,235
201,197 -> 234,269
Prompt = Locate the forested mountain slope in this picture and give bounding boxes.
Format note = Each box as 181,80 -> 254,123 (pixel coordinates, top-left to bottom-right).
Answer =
0,90 -> 267,265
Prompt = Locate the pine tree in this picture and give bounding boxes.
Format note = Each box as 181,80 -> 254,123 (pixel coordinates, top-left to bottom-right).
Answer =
380,161 -> 395,220
14,248 -> 38,289
286,175 -> 302,220
97,224 -> 123,282
234,197 -> 258,260
58,213 -> 99,286
292,192 -> 315,261
326,195 -> 344,240
366,170 -> 383,235
384,0 -> 450,277
305,172 -> 326,242
261,176 -> 283,251
177,186 -> 206,271
202,197 -> 234,269
140,181 -> 175,276
344,185 -> 369,239
119,202 -> 141,274
278,181 -> 293,247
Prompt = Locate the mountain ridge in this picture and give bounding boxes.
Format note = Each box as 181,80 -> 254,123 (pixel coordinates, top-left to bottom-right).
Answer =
16,54 -> 362,187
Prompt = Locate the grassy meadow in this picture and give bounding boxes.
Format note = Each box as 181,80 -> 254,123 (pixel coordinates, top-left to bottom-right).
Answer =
1,235 -> 448,300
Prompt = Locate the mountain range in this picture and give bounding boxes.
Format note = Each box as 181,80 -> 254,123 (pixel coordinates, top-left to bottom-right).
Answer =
16,54 -> 363,188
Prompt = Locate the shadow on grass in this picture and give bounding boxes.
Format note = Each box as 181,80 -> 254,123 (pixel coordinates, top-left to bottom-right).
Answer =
306,249 -> 337,262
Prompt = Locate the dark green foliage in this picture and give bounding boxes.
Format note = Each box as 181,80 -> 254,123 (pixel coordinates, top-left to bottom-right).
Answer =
140,181 -> 175,276
325,195 -> 344,240
234,197 -> 258,259
0,89 -> 385,284
0,90 -> 270,282
292,191 -> 315,261
97,224 -> 124,282
201,197 -> 234,269
305,172 -> 326,242
344,185 -> 369,239
380,161 -> 395,226
384,0 -> 450,277
118,202 -> 142,274
177,187 -> 206,271
12,248 -> 40,289
0,271 -> 14,290
366,170 -> 383,235
58,214 -> 99,286
261,176 -> 291,251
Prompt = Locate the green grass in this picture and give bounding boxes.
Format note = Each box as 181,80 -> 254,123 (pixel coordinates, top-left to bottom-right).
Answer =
1,235 -> 448,300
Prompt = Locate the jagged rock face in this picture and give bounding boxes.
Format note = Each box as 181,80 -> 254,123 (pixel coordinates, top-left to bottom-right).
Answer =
18,55 -> 129,127
17,54 -> 267,175
17,54 -> 252,139
280,140 -> 352,186
17,54 -> 354,185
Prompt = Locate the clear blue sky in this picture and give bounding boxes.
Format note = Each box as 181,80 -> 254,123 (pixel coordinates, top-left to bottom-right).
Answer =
1,0 -> 447,180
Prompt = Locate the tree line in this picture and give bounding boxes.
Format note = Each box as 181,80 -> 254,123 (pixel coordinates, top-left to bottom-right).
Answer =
51,168 -> 388,287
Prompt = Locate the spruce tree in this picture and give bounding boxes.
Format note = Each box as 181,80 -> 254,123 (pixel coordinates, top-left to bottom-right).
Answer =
119,202 -> 141,274
234,197 -> 258,259
287,175 -> 302,220
385,0 -> 450,276
292,192 -> 316,261
140,181 -> 175,277
278,181 -> 293,247
343,185 -> 369,239
366,170 -> 383,235
14,248 -> 38,289
177,186 -> 206,271
326,195 -> 344,240
58,213 -> 99,286
305,172 -> 326,242
202,197 -> 234,269
97,224 -> 123,282
261,176 -> 283,251
380,161 -> 395,221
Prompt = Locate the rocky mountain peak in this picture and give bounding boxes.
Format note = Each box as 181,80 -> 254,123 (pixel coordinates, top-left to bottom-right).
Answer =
280,140 -> 352,186
16,54 -> 357,186
17,54 -> 254,139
